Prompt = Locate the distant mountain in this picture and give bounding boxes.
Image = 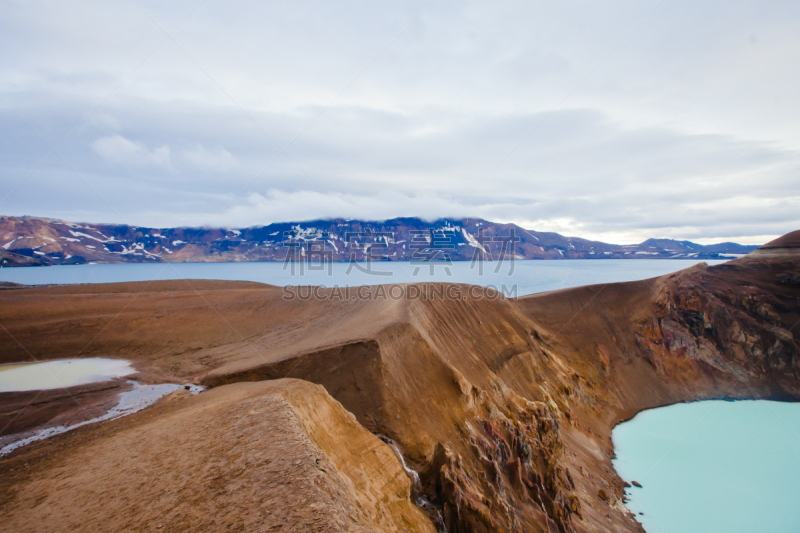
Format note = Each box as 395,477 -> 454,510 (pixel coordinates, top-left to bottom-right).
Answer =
0,215 -> 760,267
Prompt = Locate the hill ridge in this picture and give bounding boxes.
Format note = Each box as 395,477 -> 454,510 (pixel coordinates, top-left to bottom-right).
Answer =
0,215 -> 760,267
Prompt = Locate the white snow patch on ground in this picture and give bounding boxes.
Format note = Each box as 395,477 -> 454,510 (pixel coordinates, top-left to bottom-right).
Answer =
462,228 -> 487,252
522,230 -> 539,242
118,243 -> 145,255
69,231 -> 107,242
290,225 -> 325,241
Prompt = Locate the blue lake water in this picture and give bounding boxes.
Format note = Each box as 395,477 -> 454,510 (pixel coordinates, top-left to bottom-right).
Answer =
0,259 -> 724,296
613,400 -> 800,533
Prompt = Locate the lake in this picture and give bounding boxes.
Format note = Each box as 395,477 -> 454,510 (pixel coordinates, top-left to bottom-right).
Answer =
0,259 -> 725,296
613,400 -> 800,533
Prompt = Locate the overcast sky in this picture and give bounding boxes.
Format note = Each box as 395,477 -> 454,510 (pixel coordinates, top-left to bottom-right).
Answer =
1,0 -> 799,244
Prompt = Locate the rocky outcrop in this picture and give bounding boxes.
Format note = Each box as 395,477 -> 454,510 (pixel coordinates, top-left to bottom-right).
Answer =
630,252 -> 800,398
440,403 -> 580,532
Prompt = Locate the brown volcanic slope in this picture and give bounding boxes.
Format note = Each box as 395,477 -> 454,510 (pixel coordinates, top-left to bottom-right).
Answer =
0,231 -> 798,532
0,379 -> 435,533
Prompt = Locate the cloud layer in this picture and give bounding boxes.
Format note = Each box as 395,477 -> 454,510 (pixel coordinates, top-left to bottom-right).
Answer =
1,0 -> 798,244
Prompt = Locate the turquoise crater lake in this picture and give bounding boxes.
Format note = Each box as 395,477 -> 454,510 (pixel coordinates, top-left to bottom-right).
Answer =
612,400 -> 800,533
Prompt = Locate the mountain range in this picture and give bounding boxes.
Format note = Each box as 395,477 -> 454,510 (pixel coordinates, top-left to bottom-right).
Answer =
0,215 -> 760,267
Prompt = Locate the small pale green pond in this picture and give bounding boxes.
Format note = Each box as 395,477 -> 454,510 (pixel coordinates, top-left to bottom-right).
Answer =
0,358 -> 204,456
612,400 -> 800,533
0,358 -> 135,392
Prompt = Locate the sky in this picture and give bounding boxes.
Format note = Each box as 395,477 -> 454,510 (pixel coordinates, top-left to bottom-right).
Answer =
1,0 -> 799,245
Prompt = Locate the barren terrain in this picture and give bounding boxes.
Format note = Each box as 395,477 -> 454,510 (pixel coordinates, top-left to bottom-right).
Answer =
0,231 -> 798,532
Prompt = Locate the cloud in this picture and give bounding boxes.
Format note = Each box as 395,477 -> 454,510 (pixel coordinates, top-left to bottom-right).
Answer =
211,184 -> 798,246
218,190 -> 461,228
90,135 -> 170,167
1,0 -> 800,244
181,144 -> 238,172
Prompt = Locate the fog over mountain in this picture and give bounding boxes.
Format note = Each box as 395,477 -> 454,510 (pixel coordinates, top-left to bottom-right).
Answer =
1,1 -> 799,244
